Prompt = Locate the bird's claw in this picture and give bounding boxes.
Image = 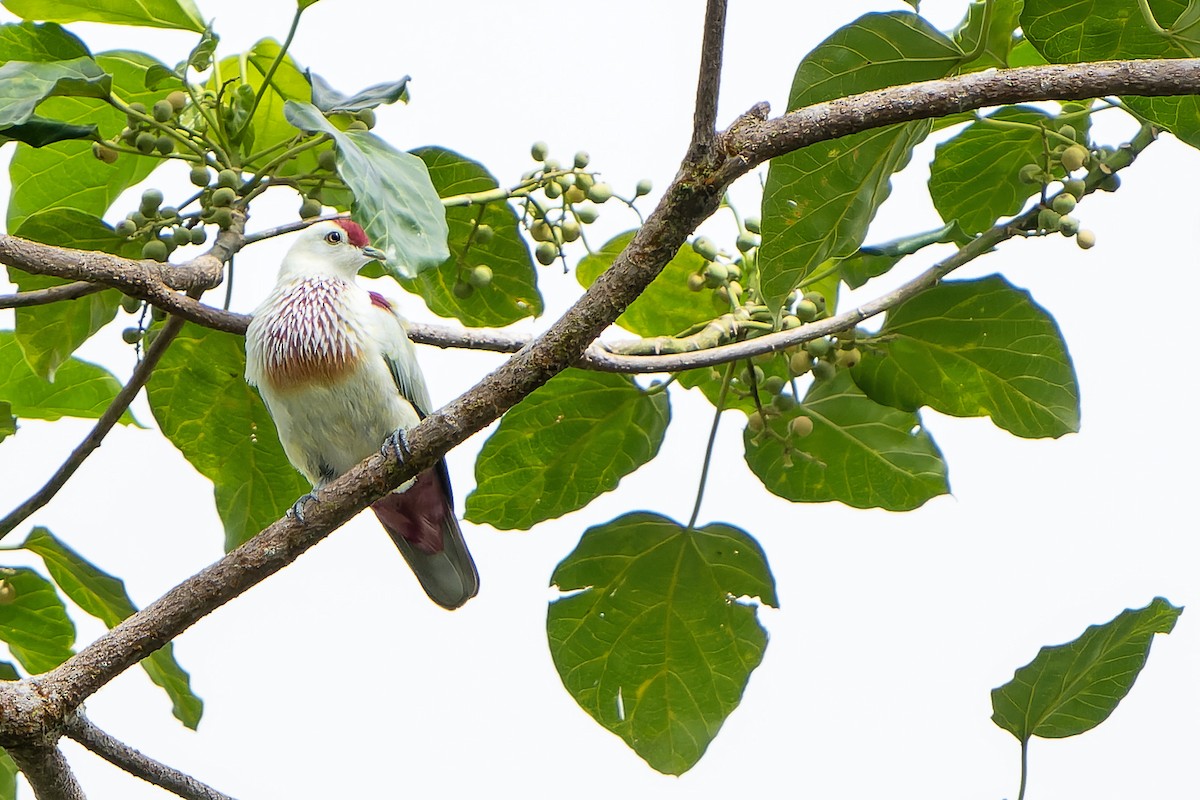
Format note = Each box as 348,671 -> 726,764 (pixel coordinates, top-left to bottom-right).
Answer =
382,428 -> 410,462
288,491 -> 319,522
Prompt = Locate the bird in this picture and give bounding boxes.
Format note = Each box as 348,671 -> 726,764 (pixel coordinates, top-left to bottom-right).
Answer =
244,218 -> 478,609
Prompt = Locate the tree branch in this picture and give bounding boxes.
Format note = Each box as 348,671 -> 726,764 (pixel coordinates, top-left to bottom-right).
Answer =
689,0 -> 727,160
63,713 -> 237,800
5,744 -> 86,800
0,282 -> 106,309
0,311 -> 189,539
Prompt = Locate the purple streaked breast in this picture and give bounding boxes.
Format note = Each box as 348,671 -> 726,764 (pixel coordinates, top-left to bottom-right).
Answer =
258,277 -> 364,391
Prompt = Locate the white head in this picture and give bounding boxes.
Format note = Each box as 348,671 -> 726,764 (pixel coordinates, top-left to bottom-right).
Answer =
278,218 -> 386,281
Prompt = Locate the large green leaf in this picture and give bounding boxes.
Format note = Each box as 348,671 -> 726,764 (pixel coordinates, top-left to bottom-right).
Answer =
403,147 -> 541,326
852,275 -> 1079,438
929,106 -> 1054,235
576,231 -> 716,337
745,370 -> 948,510
0,331 -> 136,424
0,56 -> 111,128
758,13 -> 963,310
1021,0 -> 1200,147
308,71 -> 410,114
22,527 -> 203,729
954,0 -> 1024,71
839,221 -> 966,289
465,370 -> 670,530
146,323 -> 311,551
10,209 -> 133,381
1,0 -> 206,32
212,39 -> 311,166
991,597 -> 1182,740
284,100 -> 449,276
0,566 -> 74,674
0,21 -> 90,62
7,50 -> 166,231
0,115 -> 96,146
547,512 -> 777,775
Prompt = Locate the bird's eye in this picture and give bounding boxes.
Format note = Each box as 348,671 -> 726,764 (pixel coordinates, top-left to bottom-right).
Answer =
324,230 -> 343,245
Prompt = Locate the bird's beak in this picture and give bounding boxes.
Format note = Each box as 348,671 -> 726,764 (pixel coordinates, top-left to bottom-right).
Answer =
363,245 -> 386,262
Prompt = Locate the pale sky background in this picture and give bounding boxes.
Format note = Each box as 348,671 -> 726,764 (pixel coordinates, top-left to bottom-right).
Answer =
1,1 -> 1198,798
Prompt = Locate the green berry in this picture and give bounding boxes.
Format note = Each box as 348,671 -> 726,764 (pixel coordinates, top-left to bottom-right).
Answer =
634,178 -> 653,197
212,187 -> 236,207
837,326 -> 858,344
563,186 -> 587,205
141,239 -> 168,261
812,360 -> 837,381
212,207 -> 234,229
1057,124 -> 1077,142
140,188 -> 164,214
835,348 -> 861,369
0,581 -> 15,605
1076,229 -> 1096,249
115,219 -> 137,238
1018,163 -> 1043,184
576,206 -> 599,224
735,232 -> 758,252
782,315 -> 802,330
120,294 -> 141,314
744,216 -> 761,235
172,226 -> 192,245
691,236 -> 719,261
704,262 -> 728,287
762,375 -> 786,394
317,149 -> 338,171
586,183 -> 613,203
91,142 -> 118,164
530,220 -> 554,242
1063,179 -> 1086,199
1059,215 -> 1080,236
347,120 -> 369,131
802,292 -> 826,312
121,326 -> 143,344
190,226 -> 208,245
452,280 -> 474,299
355,108 -> 376,129
155,135 -> 174,155
1061,144 -> 1089,171
474,224 -> 494,245
135,131 -> 157,154
789,416 -> 814,438
189,165 -> 211,187
152,100 -> 173,122
747,411 -> 765,434
216,169 -> 239,189
467,264 -> 493,288
687,273 -> 706,292
544,180 -> 562,199
573,151 -> 590,169
1052,194 -> 1076,214
535,241 -> 558,266
299,197 -> 322,219
531,141 -> 549,161
806,337 -> 832,358
789,352 -> 812,376
1038,208 -> 1061,232
795,299 -> 819,322
560,220 -> 581,242
166,90 -> 188,112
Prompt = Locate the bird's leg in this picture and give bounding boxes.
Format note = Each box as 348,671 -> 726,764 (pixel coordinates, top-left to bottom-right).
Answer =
382,427 -> 411,462
288,490 -> 319,522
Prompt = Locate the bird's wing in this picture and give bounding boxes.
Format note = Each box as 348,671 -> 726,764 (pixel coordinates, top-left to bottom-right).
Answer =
368,291 -> 434,416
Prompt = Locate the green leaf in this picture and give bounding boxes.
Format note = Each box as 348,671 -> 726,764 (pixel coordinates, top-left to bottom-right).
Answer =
146,323 -> 311,551
308,70 -> 409,113
402,147 -> 541,326
0,748 -> 15,800
0,402 -> 14,442
0,21 -> 90,62
212,39 -> 310,166
839,221 -> 966,289
0,115 -> 96,146
547,512 -> 777,775
7,50 -> 166,232
929,106 -> 1055,235
745,370 -> 948,510
991,597 -> 1182,741
0,56 -> 111,128
1020,0 -> 1200,147
22,527 -> 203,728
852,275 -> 1079,438
577,231 -> 716,337
0,661 -> 17,680
284,100 -> 449,276
954,0 -> 1024,71
0,331 -> 136,424
186,23 -> 217,71
11,209 -> 133,380
0,566 -> 74,673
1,0 -> 206,32
758,12 -> 962,310
465,370 -> 670,530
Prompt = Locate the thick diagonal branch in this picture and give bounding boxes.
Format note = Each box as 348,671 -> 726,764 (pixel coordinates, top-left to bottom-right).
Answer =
5,744 -> 85,800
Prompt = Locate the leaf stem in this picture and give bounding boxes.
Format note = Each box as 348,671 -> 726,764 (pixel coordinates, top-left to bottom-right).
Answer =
236,5 -> 304,142
687,361 -> 733,530
1017,738 -> 1029,800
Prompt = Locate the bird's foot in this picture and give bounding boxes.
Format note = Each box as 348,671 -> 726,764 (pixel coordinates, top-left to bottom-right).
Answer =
288,491 -> 319,522
382,428 -> 411,462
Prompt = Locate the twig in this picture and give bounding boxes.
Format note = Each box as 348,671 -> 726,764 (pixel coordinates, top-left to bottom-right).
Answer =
64,712 -> 237,800
689,0 -> 727,160
0,282 -> 105,309
0,312 -> 188,539
4,744 -> 86,800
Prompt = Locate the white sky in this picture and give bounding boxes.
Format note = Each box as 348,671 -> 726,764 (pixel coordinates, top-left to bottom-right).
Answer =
1,1 -> 1198,798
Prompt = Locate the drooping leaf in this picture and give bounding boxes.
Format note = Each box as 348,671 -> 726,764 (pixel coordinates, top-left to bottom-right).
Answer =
758,13 -> 963,311
0,331 -> 137,424
308,70 -> 410,113
839,221 -> 966,289
0,566 -> 74,673
576,231 -> 716,337
991,597 -> 1182,741
7,50 -> 166,231
851,275 -> 1079,438
285,100 -> 450,276
745,370 -> 948,510
1,0 -> 206,32
1021,0 -> 1200,147
146,323 -> 311,551
548,512 -> 777,775
0,116 -> 96,146
402,147 -> 541,325
0,21 -> 90,62
22,527 -> 203,728
929,106 -> 1058,235
0,56 -> 111,128
186,23 -> 217,71
11,209 -> 134,380
465,370 -> 670,530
